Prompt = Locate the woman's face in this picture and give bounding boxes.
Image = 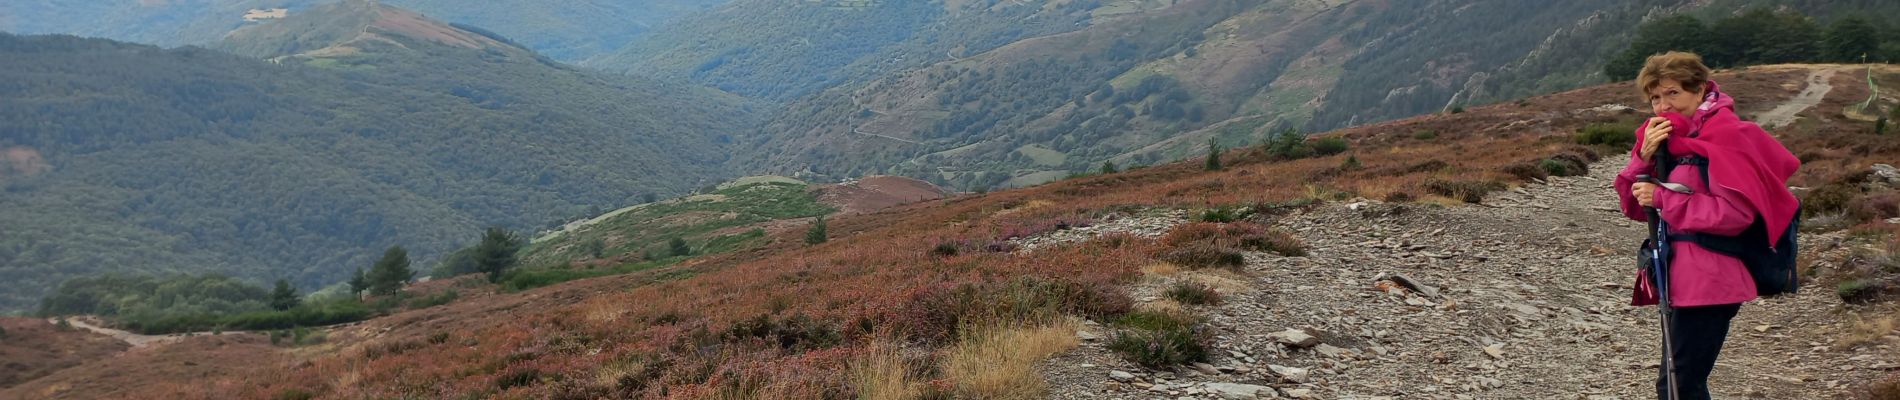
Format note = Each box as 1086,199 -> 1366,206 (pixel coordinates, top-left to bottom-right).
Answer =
1647,78 -> 1705,115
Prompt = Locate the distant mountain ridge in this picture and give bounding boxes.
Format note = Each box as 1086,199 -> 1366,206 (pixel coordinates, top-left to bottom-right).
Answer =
0,0 -> 725,61
593,0 -> 1900,191
0,2 -> 757,312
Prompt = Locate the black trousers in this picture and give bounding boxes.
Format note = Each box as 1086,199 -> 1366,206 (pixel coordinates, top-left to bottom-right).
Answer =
1656,303 -> 1742,400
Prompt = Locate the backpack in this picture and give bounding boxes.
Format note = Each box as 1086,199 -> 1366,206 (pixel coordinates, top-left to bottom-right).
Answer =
1658,155 -> 1801,297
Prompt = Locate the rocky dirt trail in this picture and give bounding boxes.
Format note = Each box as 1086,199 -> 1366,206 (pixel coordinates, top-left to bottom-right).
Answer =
59,316 -> 244,348
1758,67 -> 1840,129
1038,158 -> 1896,399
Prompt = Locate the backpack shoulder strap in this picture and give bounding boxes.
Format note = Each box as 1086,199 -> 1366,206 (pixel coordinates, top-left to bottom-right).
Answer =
1673,155 -> 1709,187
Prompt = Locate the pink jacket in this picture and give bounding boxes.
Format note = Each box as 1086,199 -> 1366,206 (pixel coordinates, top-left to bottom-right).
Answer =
1612,82 -> 1792,308
1615,147 -> 1758,307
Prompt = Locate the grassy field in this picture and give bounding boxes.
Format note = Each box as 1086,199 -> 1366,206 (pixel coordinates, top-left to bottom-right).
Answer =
519,180 -> 835,268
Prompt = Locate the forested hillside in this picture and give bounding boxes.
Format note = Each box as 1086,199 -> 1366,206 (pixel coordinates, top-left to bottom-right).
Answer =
590,0 -> 1900,191
0,9 -> 756,312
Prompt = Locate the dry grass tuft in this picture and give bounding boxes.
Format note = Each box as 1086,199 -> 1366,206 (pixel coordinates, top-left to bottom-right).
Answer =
1141,262 -> 1182,279
942,319 -> 1081,399
851,342 -> 922,400
1865,373 -> 1900,400
1838,311 -> 1899,350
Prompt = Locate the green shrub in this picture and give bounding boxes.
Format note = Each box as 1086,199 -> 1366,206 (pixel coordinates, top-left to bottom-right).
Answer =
271,388 -> 315,400
931,241 -> 961,257
1877,117 -> 1889,135
1341,155 -> 1362,170
1262,127 -> 1314,160
1165,282 -> 1222,305
429,332 -> 452,344
1205,139 -> 1223,171
1838,279 -> 1882,304
665,237 -> 691,258
1450,106 -> 1465,114
1312,137 -> 1349,156
1197,207 -> 1241,223
408,290 -> 458,309
805,217 -> 828,245
1107,310 -> 1209,368
1575,122 -> 1639,148
1160,245 -> 1246,270
1539,159 -> 1571,177
1413,130 -> 1438,140
1802,182 -> 1863,218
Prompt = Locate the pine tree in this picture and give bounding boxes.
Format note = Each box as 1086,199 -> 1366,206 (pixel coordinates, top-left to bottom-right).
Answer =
1823,16 -> 1879,62
475,227 -> 523,283
669,237 -> 692,257
805,216 -> 828,245
1101,161 -> 1118,174
268,279 -> 300,311
367,246 -> 413,296
347,267 -> 367,295
1204,139 -> 1222,171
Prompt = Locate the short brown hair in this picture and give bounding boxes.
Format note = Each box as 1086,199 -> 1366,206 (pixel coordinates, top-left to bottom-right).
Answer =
1636,51 -> 1712,99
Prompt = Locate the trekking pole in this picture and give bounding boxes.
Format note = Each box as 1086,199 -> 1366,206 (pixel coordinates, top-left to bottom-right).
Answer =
1640,155 -> 1680,400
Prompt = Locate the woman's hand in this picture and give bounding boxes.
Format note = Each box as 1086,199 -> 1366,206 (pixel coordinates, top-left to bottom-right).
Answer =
1639,117 -> 1671,160
1631,182 -> 1657,207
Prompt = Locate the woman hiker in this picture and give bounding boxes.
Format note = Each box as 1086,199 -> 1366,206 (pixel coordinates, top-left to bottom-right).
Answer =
1612,51 -> 1800,400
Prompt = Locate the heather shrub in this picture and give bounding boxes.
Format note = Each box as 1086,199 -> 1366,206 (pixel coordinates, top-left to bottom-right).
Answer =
1107,309 -> 1209,368
1575,121 -> 1639,148
1160,223 -> 1225,247
1848,191 -> 1900,223
1165,282 -> 1222,306
270,389 -> 315,400
1538,159 -> 1572,177
1503,162 -> 1548,181
723,313 -> 842,351
1425,179 -> 1506,203
1312,137 -> 1350,156
1160,244 -> 1245,270
1196,206 -> 1243,223
932,241 -> 961,257
1239,229 -> 1306,257
897,278 -> 1132,344
1804,182 -> 1862,218
496,367 -> 543,390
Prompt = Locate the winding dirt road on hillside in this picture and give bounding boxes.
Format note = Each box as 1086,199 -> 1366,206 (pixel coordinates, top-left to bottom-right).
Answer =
1758,68 -> 1840,129
58,317 -> 230,348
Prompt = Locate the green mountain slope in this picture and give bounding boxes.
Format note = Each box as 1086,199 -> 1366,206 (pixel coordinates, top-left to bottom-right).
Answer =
598,0 -> 1897,190
0,5 -> 755,312
585,0 -> 1099,100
